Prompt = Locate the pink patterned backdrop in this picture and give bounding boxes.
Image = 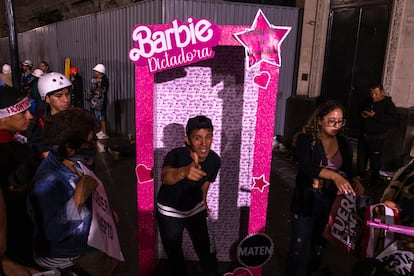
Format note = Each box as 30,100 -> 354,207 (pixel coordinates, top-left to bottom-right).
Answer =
153,46 -> 260,262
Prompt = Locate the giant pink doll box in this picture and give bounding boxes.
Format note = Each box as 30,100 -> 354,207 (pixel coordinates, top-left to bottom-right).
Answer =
130,10 -> 290,276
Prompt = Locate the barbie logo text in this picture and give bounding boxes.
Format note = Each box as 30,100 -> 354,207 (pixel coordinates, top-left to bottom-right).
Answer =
129,17 -> 220,72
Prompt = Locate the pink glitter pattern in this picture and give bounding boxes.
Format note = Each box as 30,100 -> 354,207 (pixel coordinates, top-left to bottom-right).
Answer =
234,9 -> 291,69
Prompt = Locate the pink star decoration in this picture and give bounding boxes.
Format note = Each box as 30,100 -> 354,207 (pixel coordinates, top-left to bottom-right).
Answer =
252,174 -> 270,193
234,9 -> 291,69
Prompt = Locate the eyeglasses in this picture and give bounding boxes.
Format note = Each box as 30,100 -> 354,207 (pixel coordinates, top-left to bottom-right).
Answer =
325,119 -> 346,127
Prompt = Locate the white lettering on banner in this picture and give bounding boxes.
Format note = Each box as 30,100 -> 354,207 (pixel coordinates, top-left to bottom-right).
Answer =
238,246 -> 272,256
330,195 -> 359,249
148,47 -> 213,72
129,17 -> 219,73
77,162 -> 125,261
131,18 -> 213,59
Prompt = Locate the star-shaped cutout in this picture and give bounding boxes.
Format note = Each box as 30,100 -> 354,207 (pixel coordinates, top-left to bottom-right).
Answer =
252,174 -> 270,193
234,9 -> 291,69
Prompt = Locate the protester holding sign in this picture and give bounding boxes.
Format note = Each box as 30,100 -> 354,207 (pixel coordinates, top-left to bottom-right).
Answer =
287,99 -> 364,275
28,109 -> 120,275
157,115 -> 221,276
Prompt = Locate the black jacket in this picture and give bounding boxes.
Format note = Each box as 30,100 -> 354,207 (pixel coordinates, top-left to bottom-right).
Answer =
360,96 -> 397,135
291,133 -> 353,216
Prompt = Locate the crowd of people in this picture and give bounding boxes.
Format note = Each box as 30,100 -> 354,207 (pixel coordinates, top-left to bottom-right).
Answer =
0,60 -> 110,139
0,60 -> 120,275
0,57 -> 407,275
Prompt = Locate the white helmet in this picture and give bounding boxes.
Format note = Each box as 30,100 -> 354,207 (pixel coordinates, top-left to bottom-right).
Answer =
21,60 -> 33,67
93,63 -> 105,74
32,69 -> 44,78
38,72 -> 72,99
2,64 -> 11,74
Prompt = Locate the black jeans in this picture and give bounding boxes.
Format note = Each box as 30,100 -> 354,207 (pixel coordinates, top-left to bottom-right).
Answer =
357,133 -> 387,179
157,210 -> 217,276
286,189 -> 334,276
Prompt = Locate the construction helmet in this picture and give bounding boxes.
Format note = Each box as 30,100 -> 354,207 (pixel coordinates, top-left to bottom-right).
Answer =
38,72 -> 72,99
93,63 -> 105,74
69,67 -> 79,75
21,60 -> 33,68
32,69 -> 44,78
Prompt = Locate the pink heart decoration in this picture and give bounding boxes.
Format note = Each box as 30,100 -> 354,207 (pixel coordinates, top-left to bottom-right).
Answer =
223,267 -> 253,276
253,71 -> 271,89
135,164 -> 153,183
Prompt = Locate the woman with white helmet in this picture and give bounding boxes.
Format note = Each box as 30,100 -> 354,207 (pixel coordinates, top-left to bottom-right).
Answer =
88,64 -> 109,140
29,72 -> 72,160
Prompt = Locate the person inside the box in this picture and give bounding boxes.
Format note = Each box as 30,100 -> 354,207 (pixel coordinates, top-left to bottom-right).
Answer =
287,99 -> 365,275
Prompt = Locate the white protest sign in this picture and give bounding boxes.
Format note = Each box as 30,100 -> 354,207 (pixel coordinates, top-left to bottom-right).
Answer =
78,162 -> 125,261
376,241 -> 414,275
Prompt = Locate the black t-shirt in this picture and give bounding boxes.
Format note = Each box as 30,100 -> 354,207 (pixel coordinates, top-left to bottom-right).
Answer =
157,147 -> 220,212
0,133 -> 38,266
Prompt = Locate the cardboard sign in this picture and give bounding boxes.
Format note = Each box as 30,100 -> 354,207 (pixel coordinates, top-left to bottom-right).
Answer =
79,162 -> 125,261
323,193 -> 364,255
376,241 -> 414,275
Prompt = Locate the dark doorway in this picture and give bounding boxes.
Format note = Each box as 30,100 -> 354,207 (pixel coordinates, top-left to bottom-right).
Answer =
321,0 -> 392,137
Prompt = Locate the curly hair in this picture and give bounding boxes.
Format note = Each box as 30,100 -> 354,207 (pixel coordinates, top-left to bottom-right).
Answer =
43,108 -> 95,159
302,99 -> 345,147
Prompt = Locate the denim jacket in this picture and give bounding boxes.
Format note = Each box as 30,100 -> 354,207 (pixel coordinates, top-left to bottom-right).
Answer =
27,152 -> 93,258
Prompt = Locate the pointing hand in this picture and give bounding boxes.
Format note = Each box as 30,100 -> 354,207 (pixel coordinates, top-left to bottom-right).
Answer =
185,151 -> 206,181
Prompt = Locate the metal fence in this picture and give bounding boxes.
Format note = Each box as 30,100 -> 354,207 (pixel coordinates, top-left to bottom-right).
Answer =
0,0 -> 300,136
